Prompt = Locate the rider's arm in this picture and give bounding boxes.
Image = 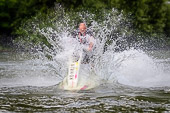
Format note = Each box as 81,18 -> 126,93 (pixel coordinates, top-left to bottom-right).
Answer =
87,36 -> 94,51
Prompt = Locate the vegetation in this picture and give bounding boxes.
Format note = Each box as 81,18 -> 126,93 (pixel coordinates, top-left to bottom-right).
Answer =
0,0 -> 56,48
0,0 -> 56,33
0,0 -> 170,48
56,0 -> 170,36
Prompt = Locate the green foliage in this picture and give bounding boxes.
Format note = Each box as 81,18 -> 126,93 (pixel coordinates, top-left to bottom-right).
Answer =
1,0 -> 170,36
1,0 -> 170,47
53,0 -> 170,47
165,2 -> 170,36
56,0 -> 170,36
0,0 -> 56,34
108,0 -> 168,34
14,12 -> 52,48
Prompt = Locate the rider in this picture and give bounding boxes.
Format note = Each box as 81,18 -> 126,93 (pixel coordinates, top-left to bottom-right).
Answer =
72,23 -> 95,64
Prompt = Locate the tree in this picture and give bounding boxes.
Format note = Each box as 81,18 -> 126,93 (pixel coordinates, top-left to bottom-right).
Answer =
0,0 -> 56,34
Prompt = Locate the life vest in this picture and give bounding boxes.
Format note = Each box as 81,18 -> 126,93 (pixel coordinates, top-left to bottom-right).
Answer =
78,32 -> 89,45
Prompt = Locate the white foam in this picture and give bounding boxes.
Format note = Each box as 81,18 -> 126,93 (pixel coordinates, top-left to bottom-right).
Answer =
113,49 -> 170,87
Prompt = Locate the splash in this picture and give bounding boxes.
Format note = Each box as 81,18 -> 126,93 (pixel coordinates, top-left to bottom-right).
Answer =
101,49 -> 170,87
14,5 -> 170,89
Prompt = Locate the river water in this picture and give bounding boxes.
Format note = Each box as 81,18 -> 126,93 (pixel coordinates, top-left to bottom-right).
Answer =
1,6 -> 170,112
0,49 -> 170,112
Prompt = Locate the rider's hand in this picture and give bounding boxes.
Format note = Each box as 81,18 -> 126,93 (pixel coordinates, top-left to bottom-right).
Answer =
87,42 -> 93,51
87,47 -> 92,51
